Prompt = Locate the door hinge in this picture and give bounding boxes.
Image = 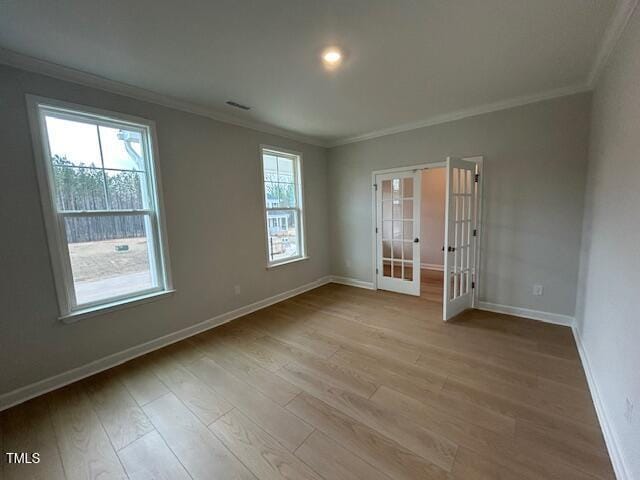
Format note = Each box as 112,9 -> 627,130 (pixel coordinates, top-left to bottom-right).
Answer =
375,227 -> 379,233
474,173 -> 479,183
473,229 -> 477,237
472,281 -> 475,289
373,183 -> 378,191
376,268 -> 379,274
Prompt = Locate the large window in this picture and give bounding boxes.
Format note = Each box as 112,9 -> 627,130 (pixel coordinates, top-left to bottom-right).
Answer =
260,146 -> 306,266
28,96 -> 172,320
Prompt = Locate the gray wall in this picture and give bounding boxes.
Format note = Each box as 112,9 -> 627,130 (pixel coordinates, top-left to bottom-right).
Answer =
575,6 -> 640,478
0,64 -> 330,397
420,168 -> 446,268
328,93 -> 591,316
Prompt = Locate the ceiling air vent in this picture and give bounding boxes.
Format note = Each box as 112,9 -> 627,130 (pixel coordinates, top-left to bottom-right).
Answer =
226,101 -> 250,111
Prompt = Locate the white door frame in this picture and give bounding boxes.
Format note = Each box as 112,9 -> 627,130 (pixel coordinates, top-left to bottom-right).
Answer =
467,156 -> 483,309
371,162 -> 444,293
370,156 -> 483,307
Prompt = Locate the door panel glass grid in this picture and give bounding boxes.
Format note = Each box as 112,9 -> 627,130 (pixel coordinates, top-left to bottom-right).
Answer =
449,167 -> 474,300
381,176 -> 414,281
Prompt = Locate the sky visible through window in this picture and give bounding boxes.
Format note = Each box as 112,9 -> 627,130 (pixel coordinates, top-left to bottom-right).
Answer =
46,116 -> 144,171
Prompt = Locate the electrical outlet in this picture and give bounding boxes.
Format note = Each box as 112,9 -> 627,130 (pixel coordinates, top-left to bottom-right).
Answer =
532,284 -> 543,296
625,398 -> 634,423
234,285 -> 241,295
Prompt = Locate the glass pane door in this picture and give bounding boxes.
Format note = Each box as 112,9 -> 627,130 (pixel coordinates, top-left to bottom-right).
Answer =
376,172 -> 420,296
443,157 -> 477,320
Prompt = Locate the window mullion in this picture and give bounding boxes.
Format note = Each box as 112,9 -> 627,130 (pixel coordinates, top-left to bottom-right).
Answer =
61,209 -> 153,217
294,161 -> 300,206
265,207 -> 298,212
96,124 -> 111,210
296,208 -> 303,259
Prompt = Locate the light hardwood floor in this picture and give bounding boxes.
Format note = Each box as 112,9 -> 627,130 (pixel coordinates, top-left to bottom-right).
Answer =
0,273 -> 615,479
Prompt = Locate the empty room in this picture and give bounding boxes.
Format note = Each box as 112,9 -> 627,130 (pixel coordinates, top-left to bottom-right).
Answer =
1,1 -> 639,479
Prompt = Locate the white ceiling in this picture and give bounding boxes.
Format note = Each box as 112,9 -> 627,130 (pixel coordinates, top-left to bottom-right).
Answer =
0,1 -> 617,145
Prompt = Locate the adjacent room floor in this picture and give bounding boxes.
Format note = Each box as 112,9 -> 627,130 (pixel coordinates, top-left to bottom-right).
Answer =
421,268 -> 444,302
0,283 -> 614,479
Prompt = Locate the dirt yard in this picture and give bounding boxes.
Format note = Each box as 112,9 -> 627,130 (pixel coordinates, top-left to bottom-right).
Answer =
68,237 -> 150,282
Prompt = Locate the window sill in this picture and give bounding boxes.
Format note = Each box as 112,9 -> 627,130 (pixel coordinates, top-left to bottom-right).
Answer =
266,256 -> 310,269
59,289 -> 176,324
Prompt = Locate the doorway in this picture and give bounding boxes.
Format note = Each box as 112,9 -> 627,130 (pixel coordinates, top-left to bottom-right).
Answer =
419,167 -> 446,303
373,157 -> 483,320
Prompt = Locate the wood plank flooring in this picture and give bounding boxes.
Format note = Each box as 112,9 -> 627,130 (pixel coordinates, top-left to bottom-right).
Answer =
0,272 -> 614,479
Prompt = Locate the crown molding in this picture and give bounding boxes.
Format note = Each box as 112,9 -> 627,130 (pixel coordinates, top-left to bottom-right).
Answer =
327,83 -> 591,147
0,47 -> 327,147
2,40 -> 611,151
588,0 -> 639,87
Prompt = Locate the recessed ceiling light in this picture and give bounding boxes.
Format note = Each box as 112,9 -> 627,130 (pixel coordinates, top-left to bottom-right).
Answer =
321,47 -> 343,69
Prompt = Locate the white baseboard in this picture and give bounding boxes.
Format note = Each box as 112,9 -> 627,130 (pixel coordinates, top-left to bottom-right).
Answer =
330,276 -> 375,290
0,276 -> 332,412
420,263 -> 444,271
479,301 -> 629,477
572,325 -> 630,480
477,301 -> 575,326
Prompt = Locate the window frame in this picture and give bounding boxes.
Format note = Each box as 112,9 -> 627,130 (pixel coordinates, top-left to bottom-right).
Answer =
27,95 -> 173,322
259,145 -> 307,268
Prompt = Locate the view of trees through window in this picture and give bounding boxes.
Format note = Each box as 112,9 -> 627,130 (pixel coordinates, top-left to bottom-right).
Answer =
53,155 -> 147,243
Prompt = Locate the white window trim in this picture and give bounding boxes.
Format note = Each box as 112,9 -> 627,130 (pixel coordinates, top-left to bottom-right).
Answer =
259,145 -> 307,268
26,95 -> 174,322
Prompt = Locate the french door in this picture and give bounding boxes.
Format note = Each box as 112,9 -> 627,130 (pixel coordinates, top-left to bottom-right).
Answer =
375,171 -> 421,296
443,157 -> 478,320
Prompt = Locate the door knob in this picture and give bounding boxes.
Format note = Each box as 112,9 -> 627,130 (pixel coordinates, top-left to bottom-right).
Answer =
414,238 -> 419,243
